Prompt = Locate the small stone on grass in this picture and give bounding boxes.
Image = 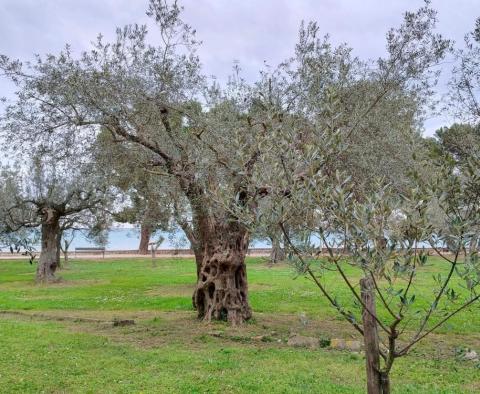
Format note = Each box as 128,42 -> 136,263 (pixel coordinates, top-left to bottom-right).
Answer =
464,350 -> 479,362
113,319 -> 135,327
287,335 -> 319,349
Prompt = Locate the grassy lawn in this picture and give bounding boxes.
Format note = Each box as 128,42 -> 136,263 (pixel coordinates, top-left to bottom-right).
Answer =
0,257 -> 479,393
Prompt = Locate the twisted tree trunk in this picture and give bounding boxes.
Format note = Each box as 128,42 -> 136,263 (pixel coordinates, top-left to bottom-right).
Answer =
36,209 -> 61,283
138,224 -> 151,255
193,222 -> 252,325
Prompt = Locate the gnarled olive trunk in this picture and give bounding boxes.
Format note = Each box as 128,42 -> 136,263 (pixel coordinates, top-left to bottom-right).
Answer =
138,224 -> 151,254
36,212 -> 60,283
193,223 -> 252,325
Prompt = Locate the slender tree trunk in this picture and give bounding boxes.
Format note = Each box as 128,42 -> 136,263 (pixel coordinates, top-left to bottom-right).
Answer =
193,222 -> 252,325
63,247 -> 69,266
138,224 -> 151,255
361,277 -> 390,394
178,221 -> 203,279
36,211 -> 61,283
380,373 -> 390,394
269,236 -> 285,264
150,244 -> 157,267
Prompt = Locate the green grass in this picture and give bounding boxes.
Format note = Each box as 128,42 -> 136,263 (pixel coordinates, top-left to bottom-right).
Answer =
0,257 -> 479,393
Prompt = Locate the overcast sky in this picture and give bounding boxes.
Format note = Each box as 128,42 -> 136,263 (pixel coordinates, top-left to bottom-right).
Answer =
1,0 -> 479,135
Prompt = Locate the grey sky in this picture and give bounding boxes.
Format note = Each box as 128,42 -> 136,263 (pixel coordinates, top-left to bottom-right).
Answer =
1,0 -> 478,135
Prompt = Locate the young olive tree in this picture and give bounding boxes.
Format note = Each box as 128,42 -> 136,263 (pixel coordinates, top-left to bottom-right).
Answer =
272,151 -> 480,393
257,51 -> 477,391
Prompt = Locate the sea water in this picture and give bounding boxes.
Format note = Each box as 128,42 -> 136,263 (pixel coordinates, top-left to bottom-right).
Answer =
67,228 -> 271,251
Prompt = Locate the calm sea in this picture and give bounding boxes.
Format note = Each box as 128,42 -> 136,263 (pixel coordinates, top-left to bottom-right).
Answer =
32,228 -> 438,251
68,228 -> 270,251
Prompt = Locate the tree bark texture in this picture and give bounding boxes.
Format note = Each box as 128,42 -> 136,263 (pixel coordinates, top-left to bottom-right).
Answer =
56,229 -> 62,269
36,209 -> 61,283
138,224 -> 151,255
63,248 -> 69,266
192,243 -> 204,279
193,221 -> 252,325
269,236 -> 285,264
361,277 -> 389,394
178,213 -> 204,280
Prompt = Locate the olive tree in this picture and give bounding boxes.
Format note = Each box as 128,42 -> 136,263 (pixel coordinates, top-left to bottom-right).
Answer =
0,152 -> 111,282
0,1 -> 260,323
97,131 -> 173,255
270,151 -> 478,393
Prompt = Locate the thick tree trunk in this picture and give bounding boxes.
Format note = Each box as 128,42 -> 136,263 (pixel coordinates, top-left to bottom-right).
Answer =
269,236 -> 285,264
193,223 -> 252,325
138,224 -> 151,255
56,229 -> 62,269
361,277 -> 390,394
36,212 -> 61,283
190,243 -> 205,308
